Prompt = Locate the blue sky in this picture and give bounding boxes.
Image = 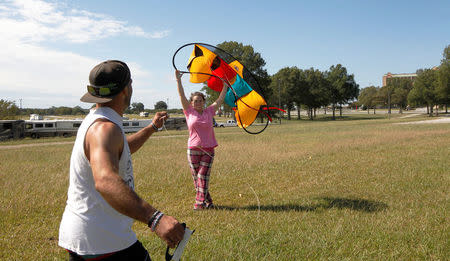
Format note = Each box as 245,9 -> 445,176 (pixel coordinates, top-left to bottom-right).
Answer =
1,0 -> 449,109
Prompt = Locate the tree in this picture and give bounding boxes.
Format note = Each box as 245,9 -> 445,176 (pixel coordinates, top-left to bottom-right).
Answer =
55,106 -> 73,115
154,101 -> 167,110
72,106 -> 87,115
386,78 -> 414,113
269,67 -> 300,120
291,68 -> 322,120
407,84 -> 426,109
131,102 -> 145,113
0,99 -> 19,119
340,75 -> 360,116
409,68 -> 439,116
304,68 -> 329,120
437,44 -> 450,113
325,64 -> 358,120
47,106 -> 56,115
358,86 -> 380,114
124,106 -> 133,114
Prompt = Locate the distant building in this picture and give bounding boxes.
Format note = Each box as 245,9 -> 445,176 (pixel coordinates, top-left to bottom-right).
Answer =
139,111 -> 149,117
382,72 -> 417,86
29,114 -> 43,120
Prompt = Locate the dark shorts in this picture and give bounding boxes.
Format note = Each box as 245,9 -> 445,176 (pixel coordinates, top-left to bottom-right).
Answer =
68,241 -> 151,261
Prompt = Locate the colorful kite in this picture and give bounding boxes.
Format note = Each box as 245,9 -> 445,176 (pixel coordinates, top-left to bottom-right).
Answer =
172,43 -> 284,134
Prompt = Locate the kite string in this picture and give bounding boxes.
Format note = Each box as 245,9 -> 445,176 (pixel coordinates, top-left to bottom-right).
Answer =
156,118 -> 168,132
183,69 -> 262,215
246,181 -> 261,219
156,116 -> 260,216
195,146 -> 260,218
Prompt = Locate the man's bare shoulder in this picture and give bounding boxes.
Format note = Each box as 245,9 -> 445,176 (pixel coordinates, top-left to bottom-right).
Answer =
85,119 -> 123,152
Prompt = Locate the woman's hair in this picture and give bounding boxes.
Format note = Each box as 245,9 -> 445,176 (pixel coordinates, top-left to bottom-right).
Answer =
189,92 -> 206,102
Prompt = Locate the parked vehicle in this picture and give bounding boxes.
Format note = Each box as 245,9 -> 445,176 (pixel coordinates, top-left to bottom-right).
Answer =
122,119 -> 152,133
215,120 -> 237,127
29,114 -> 43,120
25,120 -> 82,138
123,117 -> 187,132
163,117 -> 187,130
0,120 -> 25,141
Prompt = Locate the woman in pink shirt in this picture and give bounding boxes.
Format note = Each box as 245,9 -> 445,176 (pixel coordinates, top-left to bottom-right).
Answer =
176,70 -> 228,210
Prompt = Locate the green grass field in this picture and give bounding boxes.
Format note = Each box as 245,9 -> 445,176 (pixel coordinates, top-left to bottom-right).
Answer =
1,114 -> 449,260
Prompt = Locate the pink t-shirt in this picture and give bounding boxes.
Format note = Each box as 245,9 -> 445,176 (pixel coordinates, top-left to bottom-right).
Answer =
184,105 -> 218,149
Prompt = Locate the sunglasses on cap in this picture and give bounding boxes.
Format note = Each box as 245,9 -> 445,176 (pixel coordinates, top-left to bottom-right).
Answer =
87,80 -> 131,98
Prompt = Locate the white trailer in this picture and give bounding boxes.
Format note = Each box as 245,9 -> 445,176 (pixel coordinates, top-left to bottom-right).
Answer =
25,120 -> 82,138
122,120 -> 152,133
122,118 -> 187,132
22,116 -> 188,139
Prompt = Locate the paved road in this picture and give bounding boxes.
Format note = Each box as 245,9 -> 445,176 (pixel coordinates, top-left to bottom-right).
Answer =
0,141 -> 74,150
395,117 -> 450,125
0,134 -> 189,150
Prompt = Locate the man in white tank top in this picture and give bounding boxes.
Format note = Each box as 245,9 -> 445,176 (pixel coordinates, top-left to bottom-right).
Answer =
58,60 -> 184,260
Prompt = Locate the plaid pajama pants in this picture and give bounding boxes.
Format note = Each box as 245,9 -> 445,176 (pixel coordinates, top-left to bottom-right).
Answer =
187,148 -> 215,209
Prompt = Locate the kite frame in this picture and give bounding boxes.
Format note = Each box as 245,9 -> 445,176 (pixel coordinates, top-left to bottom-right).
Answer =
172,42 -> 271,134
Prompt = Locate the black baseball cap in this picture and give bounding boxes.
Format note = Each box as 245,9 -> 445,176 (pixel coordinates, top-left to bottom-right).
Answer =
80,60 -> 131,103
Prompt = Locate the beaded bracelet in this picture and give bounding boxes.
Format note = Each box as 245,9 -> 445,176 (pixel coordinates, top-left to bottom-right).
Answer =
151,212 -> 164,232
147,210 -> 160,228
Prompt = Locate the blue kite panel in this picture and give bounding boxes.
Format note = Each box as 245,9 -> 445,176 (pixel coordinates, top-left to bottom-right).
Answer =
224,75 -> 253,107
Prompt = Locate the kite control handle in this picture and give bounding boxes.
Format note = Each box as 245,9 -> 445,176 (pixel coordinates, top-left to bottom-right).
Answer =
165,223 -> 195,261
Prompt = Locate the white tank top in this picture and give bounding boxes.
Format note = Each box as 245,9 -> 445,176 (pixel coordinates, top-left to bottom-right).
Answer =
58,107 -> 137,255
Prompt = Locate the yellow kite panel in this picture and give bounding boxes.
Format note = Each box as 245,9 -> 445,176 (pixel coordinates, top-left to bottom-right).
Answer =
229,60 -> 244,78
188,45 -> 217,83
235,90 -> 267,128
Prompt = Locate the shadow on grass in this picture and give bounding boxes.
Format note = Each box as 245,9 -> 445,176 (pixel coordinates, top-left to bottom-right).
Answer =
215,197 -> 388,213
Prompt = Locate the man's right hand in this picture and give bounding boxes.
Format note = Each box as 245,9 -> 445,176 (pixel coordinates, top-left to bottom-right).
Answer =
155,215 -> 185,248
152,111 -> 168,129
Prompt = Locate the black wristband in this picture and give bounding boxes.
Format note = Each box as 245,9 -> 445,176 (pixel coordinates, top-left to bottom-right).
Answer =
151,212 -> 164,232
147,210 -> 160,228
151,122 -> 158,131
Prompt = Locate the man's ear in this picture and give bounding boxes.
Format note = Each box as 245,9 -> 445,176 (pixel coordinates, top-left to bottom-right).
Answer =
119,86 -> 129,98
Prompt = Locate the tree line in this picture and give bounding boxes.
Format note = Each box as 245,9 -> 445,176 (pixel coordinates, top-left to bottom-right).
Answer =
0,100 -> 180,120
0,103 -> 90,120
358,45 -> 450,116
269,64 -> 359,120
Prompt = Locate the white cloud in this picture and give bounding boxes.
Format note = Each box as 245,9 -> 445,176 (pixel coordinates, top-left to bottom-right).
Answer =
0,41 -> 97,107
0,0 -> 170,108
0,0 -> 170,43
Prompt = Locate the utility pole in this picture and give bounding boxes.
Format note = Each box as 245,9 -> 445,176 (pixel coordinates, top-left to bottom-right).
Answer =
278,79 -> 282,124
388,88 -> 391,120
